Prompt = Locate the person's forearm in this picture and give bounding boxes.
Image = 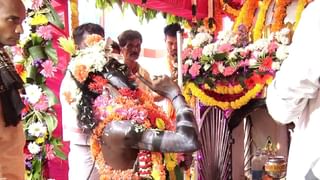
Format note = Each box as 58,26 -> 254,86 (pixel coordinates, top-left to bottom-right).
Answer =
138,95 -> 200,153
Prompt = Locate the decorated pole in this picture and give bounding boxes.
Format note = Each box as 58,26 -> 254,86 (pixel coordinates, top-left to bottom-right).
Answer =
176,30 -> 183,88
244,116 -> 252,178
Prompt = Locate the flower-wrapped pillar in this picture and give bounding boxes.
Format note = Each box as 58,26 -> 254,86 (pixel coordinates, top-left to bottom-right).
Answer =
12,0 -> 67,179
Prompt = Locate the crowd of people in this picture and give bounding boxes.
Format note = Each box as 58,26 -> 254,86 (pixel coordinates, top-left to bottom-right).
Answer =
1,0 -> 320,179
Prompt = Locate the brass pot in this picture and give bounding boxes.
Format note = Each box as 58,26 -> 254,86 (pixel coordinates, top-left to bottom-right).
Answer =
264,156 -> 287,179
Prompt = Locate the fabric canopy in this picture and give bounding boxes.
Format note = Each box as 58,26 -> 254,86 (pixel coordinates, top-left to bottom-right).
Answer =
124,0 -> 243,20
125,0 -> 208,19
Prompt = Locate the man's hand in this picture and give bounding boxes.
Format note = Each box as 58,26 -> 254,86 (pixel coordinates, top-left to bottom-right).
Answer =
147,75 -> 181,100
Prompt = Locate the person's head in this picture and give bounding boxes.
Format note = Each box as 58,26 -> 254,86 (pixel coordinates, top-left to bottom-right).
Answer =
72,23 -> 104,49
0,0 -> 26,47
118,30 -> 142,63
111,40 -> 120,54
164,23 -> 182,58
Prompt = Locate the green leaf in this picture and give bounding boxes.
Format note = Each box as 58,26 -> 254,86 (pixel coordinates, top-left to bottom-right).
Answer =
44,41 -> 58,65
41,85 -> 59,106
44,113 -> 58,135
53,145 -> 67,160
44,0 -> 64,29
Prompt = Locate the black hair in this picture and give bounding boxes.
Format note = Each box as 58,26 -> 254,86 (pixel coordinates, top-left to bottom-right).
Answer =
117,30 -> 142,48
111,41 -> 121,53
164,23 -> 183,37
72,23 -> 105,46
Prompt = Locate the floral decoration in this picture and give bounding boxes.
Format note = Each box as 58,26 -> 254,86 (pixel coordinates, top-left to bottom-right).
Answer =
13,0 -> 66,179
60,34 -> 188,179
182,25 -> 291,110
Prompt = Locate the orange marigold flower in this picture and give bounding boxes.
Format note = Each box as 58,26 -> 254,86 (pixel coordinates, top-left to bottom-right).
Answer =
74,64 -> 89,83
63,91 -> 75,104
84,34 -> 103,46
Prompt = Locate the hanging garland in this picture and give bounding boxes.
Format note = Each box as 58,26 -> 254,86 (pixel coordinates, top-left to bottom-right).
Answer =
219,0 -> 240,19
293,0 -> 309,30
252,0 -> 272,41
271,0 -> 292,32
233,0 -> 259,32
183,75 -> 273,110
70,0 -> 79,31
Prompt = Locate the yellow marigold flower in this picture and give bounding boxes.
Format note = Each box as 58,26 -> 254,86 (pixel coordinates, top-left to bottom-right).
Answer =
164,153 -> 177,171
20,71 -> 27,82
30,13 -> 48,26
36,137 -> 45,144
58,37 -> 76,56
155,118 -> 165,130
151,168 -> 161,180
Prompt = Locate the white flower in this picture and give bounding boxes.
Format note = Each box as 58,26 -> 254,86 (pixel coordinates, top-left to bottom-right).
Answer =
28,122 -> 47,137
25,84 -> 42,104
272,62 -> 281,70
191,32 -> 213,47
276,45 -> 289,60
202,43 -> 216,56
218,63 -> 225,73
28,142 -> 41,154
249,59 -> 257,66
185,59 -> 193,65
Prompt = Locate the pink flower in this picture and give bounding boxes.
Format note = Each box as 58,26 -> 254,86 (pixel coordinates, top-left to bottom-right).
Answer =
268,41 -> 278,53
211,62 -> 224,75
223,66 -> 237,76
32,0 -> 44,10
36,26 -> 52,40
217,43 -> 233,53
40,60 -> 57,78
188,63 -> 201,78
45,144 -> 55,160
11,46 -> 23,56
191,48 -> 203,60
33,95 -> 49,111
238,59 -> 249,67
183,64 -> 189,75
182,47 -> 192,60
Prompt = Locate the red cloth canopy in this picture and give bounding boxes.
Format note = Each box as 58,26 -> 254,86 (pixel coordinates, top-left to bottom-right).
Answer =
125,0 -> 208,19
124,0 -> 243,20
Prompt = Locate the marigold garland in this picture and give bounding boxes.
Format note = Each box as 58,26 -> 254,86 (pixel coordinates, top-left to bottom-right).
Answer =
70,0 -> 79,31
184,82 -> 263,110
219,0 -> 240,19
293,0 -> 309,30
183,76 -> 273,110
271,0 -> 292,32
206,84 -> 244,95
90,88 -> 177,179
253,0 -> 272,41
233,0 -> 259,32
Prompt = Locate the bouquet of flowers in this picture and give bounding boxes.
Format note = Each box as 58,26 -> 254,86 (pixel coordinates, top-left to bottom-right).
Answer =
182,25 -> 291,110
12,0 -> 66,179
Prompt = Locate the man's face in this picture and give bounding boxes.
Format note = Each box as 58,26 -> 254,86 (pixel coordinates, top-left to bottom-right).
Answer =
0,0 -> 26,47
165,35 -> 177,58
121,38 -> 141,63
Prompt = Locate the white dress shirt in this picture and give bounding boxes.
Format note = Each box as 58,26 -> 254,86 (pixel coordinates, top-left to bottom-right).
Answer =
266,1 -> 320,179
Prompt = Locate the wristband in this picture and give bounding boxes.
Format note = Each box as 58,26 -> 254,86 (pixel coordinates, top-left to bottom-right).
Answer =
172,93 -> 183,102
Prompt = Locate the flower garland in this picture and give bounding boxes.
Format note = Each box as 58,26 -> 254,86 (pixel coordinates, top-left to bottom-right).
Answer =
14,0 -> 66,179
271,0 -> 293,32
183,75 -> 272,110
60,34 -> 187,179
233,0 -> 259,32
90,87 -> 179,179
293,0 -> 309,30
252,0 -> 273,41
70,0 -> 79,31
219,0 -> 240,19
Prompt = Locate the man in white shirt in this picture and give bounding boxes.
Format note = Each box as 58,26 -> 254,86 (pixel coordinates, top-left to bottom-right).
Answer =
266,1 -> 320,179
60,23 -> 104,180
